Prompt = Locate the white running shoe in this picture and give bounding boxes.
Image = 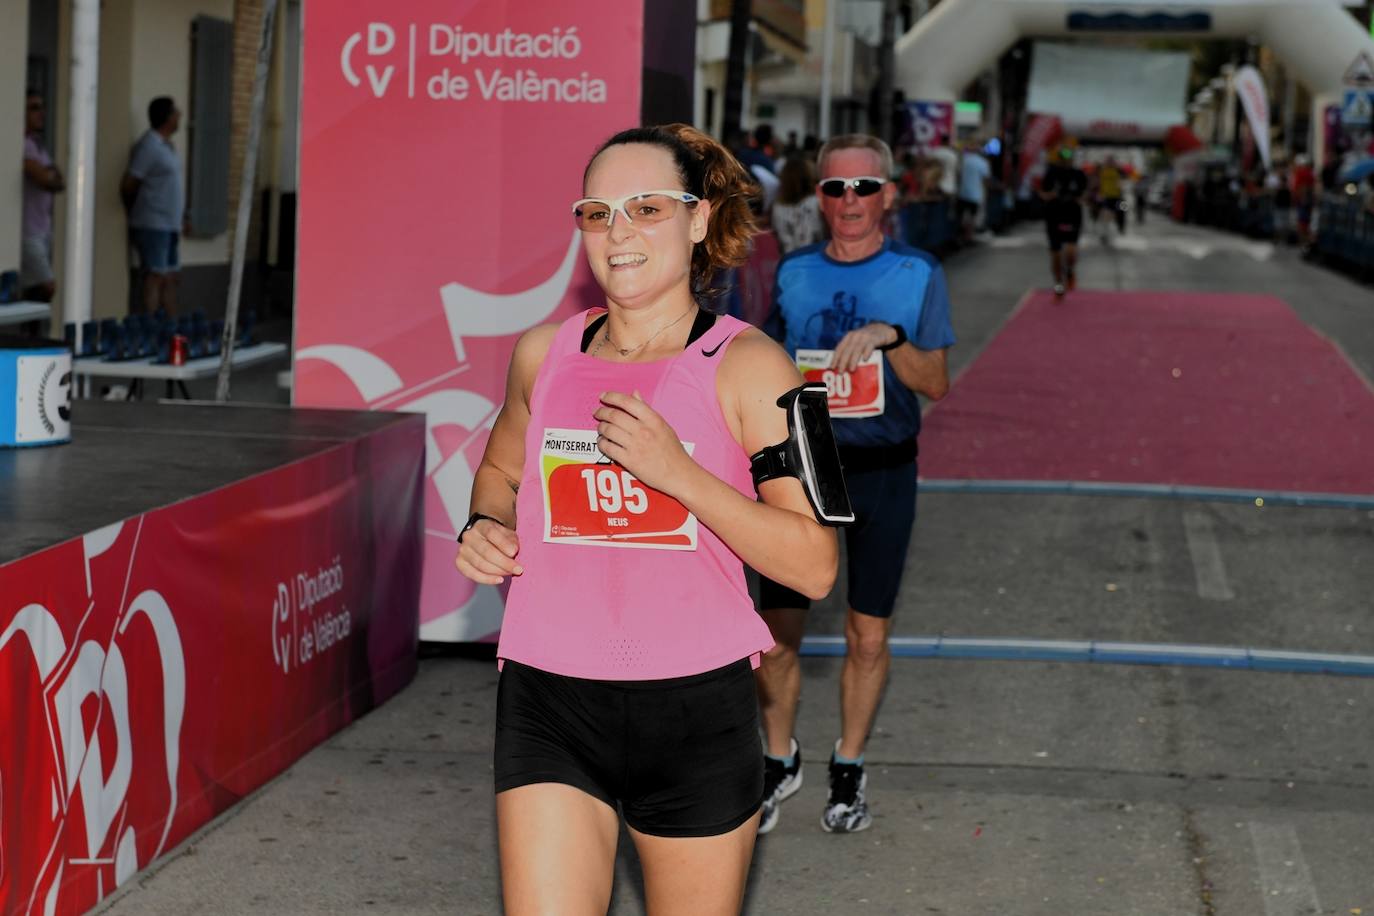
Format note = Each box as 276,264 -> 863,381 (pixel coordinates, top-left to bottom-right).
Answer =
821,742 -> 872,834
758,738 -> 803,835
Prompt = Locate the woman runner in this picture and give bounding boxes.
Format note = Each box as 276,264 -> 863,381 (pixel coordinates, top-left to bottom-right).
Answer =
454,124 -> 840,915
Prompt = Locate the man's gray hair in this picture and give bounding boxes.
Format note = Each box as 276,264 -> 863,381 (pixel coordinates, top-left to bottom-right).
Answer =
817,134 -> 894,179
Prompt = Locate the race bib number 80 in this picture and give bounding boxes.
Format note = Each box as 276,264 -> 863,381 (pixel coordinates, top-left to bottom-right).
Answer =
541,428 -> 698,550
795,349 -> 885,418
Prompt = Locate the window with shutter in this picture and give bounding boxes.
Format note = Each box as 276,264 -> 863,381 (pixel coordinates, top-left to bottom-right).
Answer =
188,15 -> 232,237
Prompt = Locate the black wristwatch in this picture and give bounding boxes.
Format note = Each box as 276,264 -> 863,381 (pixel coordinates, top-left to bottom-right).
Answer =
876,323 -> 907,351
457,512 -> 501,544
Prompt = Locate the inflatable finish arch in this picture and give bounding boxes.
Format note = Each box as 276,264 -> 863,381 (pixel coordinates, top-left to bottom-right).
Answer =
896,0 -> 1374,102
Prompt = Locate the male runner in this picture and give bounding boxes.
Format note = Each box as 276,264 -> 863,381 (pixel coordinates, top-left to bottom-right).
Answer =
757,133 -> 956,834
1094,155 -> 1126,242
1038,145 -> 1088,299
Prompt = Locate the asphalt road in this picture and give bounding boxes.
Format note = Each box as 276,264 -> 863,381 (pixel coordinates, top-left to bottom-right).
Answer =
97,216 -> 1374,915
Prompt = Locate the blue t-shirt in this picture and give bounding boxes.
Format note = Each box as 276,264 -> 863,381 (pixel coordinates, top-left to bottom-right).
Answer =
765,238 -> 956,448
128,130 -> 185,232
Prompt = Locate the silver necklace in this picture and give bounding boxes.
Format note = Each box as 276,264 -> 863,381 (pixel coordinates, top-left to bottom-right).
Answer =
593,306 -> 696,359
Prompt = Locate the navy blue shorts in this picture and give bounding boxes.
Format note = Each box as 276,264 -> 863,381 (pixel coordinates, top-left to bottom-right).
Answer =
131,228 -> 180,274
759,461 -> 917,618
494,659 -> 763,837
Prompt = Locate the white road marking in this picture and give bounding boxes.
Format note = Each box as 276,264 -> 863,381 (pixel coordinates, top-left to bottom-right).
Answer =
1248,822 -> 1323,916
1112,235 -> 1149,251
1182,510 -> 1234,600
983,228 -> 1277,262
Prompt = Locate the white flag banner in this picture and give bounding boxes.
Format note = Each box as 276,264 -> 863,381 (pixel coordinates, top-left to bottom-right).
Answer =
1234,65 -> 1271,170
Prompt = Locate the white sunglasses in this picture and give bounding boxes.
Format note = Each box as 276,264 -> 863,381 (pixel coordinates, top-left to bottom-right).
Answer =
571,190 -> 700,232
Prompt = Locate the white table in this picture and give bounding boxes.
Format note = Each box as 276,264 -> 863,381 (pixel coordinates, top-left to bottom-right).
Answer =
0,301 -> 51,328
73,341 -> 289,399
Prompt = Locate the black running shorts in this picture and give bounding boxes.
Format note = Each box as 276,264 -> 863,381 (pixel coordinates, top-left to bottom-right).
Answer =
759,461 -> 918,619
494,658 -> 763,837
1045,208 -> 1082,251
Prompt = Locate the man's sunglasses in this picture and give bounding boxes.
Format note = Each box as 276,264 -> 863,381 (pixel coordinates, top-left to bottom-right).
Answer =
817,176 -> 887,198
571,190 -> 700,232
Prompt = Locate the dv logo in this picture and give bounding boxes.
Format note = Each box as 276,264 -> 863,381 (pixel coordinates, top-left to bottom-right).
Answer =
0,590 -> 186,912
272,581 -> 293,674
341,23 -> 398,97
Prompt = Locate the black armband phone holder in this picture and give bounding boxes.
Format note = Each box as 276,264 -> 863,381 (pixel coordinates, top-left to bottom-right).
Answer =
749,383 -> 855,526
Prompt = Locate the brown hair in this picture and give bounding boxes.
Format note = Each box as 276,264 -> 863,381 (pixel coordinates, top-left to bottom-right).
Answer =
776,156 -> 815,206
586,124 -> 757,298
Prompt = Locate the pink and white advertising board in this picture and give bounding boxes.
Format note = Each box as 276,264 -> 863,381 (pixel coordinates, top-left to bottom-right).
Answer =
295,2 -> 644,641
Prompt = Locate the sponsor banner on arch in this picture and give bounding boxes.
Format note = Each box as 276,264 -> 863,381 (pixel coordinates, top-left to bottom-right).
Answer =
0,424 -> 424,915
294,1 -> 643,642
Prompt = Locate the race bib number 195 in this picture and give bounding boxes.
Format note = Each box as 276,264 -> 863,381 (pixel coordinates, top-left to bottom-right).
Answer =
541,428 -> 698,550
795,349 -> 885,418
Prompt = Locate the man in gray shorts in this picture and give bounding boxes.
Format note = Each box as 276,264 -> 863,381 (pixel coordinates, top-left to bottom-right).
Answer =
121,96 -> 185,314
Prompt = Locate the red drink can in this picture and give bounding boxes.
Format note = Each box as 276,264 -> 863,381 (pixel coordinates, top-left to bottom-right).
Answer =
171,334 -> 188,366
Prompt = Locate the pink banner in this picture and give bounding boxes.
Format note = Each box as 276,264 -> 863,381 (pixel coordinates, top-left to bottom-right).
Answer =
1233,65 -> 1271,171
294,1 -> 644,641
0,417 -> 425,915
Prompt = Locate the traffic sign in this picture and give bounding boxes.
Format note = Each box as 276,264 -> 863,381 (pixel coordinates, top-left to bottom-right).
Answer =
1342,88 -> 1374,127
1343,51 -> 1374,87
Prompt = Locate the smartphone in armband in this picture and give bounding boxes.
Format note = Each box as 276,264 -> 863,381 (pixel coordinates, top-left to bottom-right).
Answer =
750,383 -> 856,526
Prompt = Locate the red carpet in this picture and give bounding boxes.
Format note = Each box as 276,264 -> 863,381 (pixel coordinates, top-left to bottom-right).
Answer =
920,290 -> 1374,496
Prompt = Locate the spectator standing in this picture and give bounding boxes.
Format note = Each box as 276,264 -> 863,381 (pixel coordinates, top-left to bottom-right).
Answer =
122,96 -> 186,315
771,157 -> 825,254
734,124 -> 778,176
957,140 -> 991,241
20,90 -> 64,303
897,150 -> 923,204
1264,165 -> 1291,243
782,129 -> 801,162
1290,154 -> 1316,250
927,138 -> 959,201
733,125 -> 781,212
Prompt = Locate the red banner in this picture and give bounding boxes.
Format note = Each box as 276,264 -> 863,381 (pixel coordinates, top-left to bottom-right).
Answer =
1019,112 -> 1063,183
0,418 -> 424,915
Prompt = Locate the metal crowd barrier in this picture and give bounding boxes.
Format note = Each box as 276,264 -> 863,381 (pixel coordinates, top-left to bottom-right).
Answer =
899,200 -> 957,254
1315,193 -> 1374,278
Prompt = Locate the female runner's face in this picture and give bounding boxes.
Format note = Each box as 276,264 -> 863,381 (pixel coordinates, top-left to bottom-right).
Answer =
581,143 -> 710,310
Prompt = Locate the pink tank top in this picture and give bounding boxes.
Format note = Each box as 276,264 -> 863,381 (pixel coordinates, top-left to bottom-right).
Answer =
497,309 -> 776,680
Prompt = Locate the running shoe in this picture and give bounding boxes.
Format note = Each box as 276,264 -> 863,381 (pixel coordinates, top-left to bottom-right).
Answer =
758,738 -> 803,835
821,744 -> 872,833
1053,283 -> 1066,299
